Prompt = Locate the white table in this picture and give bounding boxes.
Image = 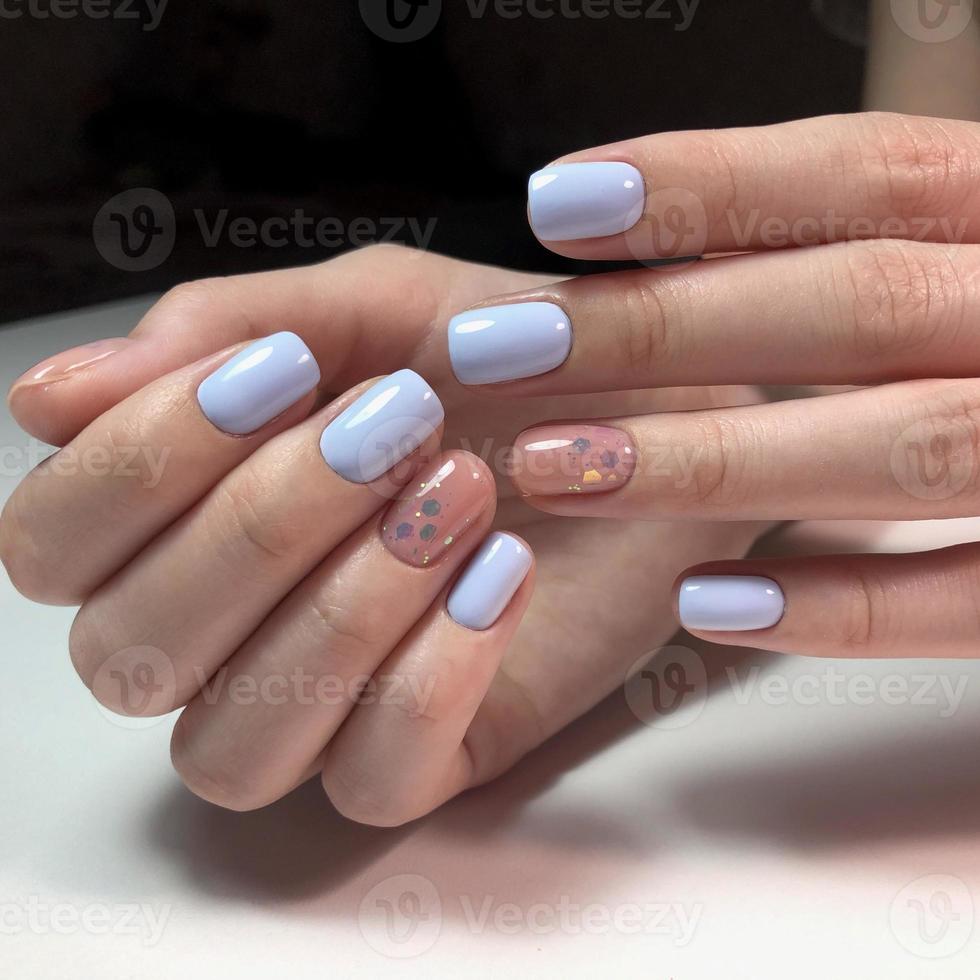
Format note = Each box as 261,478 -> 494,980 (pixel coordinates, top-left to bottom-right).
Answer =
2,299 -> 979,978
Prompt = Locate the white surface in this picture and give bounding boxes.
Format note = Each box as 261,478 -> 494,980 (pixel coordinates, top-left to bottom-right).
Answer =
2,300 -> 980,978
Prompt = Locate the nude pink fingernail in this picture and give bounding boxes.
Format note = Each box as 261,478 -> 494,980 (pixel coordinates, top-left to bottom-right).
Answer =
381,452 -> 493,568
10,337 -> 132,393
510,424 -> 637,496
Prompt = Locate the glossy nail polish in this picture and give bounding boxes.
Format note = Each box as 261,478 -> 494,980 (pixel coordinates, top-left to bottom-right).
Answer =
320,369 -> 444,484
11,337 -> 130,393
447,532 -> 532,631
528,162 -> 645,241
511,424 -> 636,495
678,575 -> 785,631
381,453 -> 493,567
196,331 -> 320,435
448,302 -> 572,385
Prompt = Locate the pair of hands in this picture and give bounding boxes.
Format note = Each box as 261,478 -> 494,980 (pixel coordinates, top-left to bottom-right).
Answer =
2,111 -> 978,826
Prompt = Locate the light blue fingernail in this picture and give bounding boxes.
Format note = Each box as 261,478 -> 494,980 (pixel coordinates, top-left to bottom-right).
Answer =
678,575 -> 785,632
319,369 -> 444,484
528,162 -> 645,241
197,331 -> 320,435
447,532 -> 532,631
448,302 -> 572,385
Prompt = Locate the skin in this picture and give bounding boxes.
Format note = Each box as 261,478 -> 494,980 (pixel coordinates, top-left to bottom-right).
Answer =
0,244 -> 763,826
12,110 -> 975,823
497,111 -> 980,661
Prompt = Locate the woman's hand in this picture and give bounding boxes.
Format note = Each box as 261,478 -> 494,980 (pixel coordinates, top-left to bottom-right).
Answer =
454,111 -> 980,659
0,245 -> 763,825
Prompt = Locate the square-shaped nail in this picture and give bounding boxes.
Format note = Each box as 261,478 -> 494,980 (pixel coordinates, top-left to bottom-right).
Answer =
447,532 -> 532,631
678,575 -> 785,631
197,331 -> 320,435
528,162 -> 645,241
381,453 -> 493,568
448,302 -> 572,385
320,369 -> 444,484
511,424 -> 636,495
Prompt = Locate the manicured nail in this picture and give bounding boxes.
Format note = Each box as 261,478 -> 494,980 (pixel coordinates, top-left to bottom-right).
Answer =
448,302 -> 572,385
678,575 -> 785,631
511,424 -> 636,495
381,453 -> 493,568
10,337 -> 131,393
528,162 -> 645,241
196,331 -> 320,435
447,532 -> 532,631
320,369 -> 444,484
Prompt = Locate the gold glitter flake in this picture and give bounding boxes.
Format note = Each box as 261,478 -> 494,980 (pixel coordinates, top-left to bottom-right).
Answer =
583,469 -> 602,484
444,536 -> 453,545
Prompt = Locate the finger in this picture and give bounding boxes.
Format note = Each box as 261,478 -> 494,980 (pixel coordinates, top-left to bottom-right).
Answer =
321,532 -> 535,827
526,112 -> 980,259
169,453 -> 497,812
509,379 -> 980,520
672,543 -> 980,658
0,333 -> 321,604
8,246 -> 547,446
448,240 -> 980,392
71,371 -> 446,710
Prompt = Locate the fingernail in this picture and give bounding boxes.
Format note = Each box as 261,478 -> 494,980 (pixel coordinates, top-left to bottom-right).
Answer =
320,369 -> 444,484
511,424 -> 636,495
196,331 -> 320,435
447,532 -> 532,631
448,302 -> 572,385
10,337 -> 131,393
381,453 -> 493,568
678,575 -> 785,631
528,162 -> 645,241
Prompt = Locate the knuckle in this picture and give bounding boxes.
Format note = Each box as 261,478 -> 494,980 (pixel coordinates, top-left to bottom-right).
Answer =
857,112 -> 978,215
148,279 -> 226,328
301,580 -> 383,662
211,466 -> 306,574
837,566 -> 890,653
171,724 -> 269,812
835,241 -> 968,360
321,760 -> 418,828
682,414 -> 754,511
614,277 -> 679,383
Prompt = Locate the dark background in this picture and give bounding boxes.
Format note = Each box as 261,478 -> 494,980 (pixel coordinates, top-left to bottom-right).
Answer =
0,0 -> 864,323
